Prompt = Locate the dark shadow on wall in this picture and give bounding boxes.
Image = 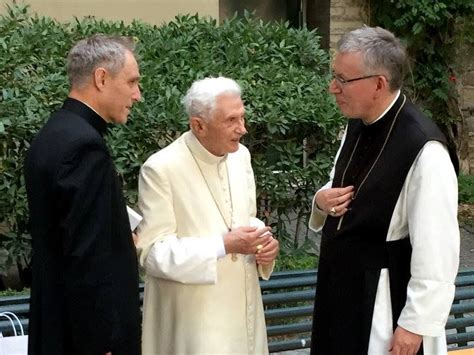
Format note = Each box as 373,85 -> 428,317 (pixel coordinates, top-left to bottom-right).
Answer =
219,0 -> 330,49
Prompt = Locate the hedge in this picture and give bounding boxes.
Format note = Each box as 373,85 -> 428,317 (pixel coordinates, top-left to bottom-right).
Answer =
0,4 -> 343,276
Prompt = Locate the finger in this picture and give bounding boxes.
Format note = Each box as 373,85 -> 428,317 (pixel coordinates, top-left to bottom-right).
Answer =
254,235 -> 273,248
337,185 -> 354,194
330,191 -> 353,206
254,227 -> 272,238
390,345 -> 400,355
240,226 -> 258,233
256,252 -> 277,264
257,244 -> 277,256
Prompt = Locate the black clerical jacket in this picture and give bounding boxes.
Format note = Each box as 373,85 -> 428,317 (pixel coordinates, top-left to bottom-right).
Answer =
311,95 -> 457,355
24,98 -> 141,355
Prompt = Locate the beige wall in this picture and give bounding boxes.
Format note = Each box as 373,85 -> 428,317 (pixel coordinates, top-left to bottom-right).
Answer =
0,0 -> 219,24
329,0 -> 368,48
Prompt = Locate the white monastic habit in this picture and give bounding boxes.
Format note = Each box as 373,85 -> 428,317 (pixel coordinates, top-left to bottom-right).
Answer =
310,93 -> 460,354
137,131 -> 273,355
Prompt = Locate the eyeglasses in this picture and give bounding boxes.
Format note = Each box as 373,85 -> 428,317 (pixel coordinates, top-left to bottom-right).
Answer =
332,74 -> 381,86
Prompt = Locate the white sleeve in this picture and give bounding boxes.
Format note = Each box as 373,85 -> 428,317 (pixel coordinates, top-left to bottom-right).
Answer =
137,159 -> 224,285
397,141 -> 460,336
309,126 -> 347,232
146,235 -> 224,284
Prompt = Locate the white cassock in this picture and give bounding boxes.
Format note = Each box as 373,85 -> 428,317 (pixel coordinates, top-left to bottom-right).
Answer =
310,129 -> 460,354
136,131 -> 273,355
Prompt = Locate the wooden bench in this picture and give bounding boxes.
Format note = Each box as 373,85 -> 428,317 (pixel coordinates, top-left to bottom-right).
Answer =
1,268 -> 474,352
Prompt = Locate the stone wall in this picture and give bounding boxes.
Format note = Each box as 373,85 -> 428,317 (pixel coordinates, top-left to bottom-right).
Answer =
329,0 -> 368,49
329,0 -> 474,174
458,40 -> 474,174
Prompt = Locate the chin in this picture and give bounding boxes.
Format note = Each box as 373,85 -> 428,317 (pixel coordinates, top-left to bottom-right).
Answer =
114,116 -> 129,125
229,143 -> 240,152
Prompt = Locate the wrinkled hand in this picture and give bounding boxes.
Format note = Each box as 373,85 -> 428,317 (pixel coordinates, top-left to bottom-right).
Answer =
255,236 -> 279,265
223,226 -> 272,255
315,185 -> 354,217
389,326 -> 422,355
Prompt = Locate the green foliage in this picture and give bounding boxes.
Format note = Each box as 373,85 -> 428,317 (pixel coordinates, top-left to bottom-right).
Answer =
370,0 -> 474,128
0,288 -> 30,297
459,174 -> 474,204
274,246 -> 318,272
0,4 -> 342,274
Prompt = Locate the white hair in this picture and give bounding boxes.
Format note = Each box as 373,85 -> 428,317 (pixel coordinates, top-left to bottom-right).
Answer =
181,76 -> 242,120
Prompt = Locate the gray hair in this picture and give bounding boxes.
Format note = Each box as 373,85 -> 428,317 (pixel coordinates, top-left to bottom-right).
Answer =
181,76 -> 242,120
67,34 -> 136,89
337,26 -> 407,91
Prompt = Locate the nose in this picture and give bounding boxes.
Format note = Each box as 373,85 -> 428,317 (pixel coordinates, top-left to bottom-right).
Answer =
132,85 -> 141,102
237,118 -> 247,135
329,79 -> 340,94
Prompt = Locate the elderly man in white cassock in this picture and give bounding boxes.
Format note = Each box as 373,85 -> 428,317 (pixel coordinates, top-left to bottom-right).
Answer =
136,76 -> 279,354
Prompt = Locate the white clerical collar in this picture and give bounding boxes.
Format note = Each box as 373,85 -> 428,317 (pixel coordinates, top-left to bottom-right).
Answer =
185,131 -> 228,165
366,90 -> 401,125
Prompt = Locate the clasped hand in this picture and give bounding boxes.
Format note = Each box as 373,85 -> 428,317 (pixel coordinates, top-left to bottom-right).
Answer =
315,185 -> 354,217
224,226 -> 279,265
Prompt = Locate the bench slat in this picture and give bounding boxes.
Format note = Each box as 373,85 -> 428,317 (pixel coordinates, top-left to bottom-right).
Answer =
450,302 -> 474,314
0,303 -> 29,315
261,276 -> 316,291
266,269 -> 317,280
455,275 -> 474,287
268,337 -> 311,352
262,289 -> 315,304
447,332 -> 474,345
265,305 -> 313,319
0,319 -> 29,335
267,321 -> 312,336
455,289 -> 474,302
446,316 -> 474,329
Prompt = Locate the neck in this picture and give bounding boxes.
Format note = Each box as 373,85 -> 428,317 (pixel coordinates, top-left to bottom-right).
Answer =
362,91 -> 399,124
69,89 -> 108,123
190,130 -> 225,157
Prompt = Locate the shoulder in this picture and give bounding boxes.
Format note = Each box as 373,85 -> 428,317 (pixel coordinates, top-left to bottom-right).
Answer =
142,134 -> 188,171
402,101 -> 445,142
40,109 -> 103,146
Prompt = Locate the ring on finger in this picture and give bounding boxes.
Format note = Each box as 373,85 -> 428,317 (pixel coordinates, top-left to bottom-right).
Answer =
256,244 -> 263,253
329,207 -> 337,216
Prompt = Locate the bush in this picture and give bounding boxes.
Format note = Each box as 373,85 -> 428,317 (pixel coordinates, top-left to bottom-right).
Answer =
274,243 -> 318,272
0,4 -> 342,275
459,174 -> 474,205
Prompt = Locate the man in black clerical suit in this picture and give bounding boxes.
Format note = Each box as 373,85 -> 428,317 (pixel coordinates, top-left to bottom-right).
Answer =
24,35 -> 142,355
309,26 -> 459,355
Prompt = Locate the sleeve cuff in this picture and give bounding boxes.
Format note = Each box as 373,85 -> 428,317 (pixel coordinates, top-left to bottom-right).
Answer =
213,235 -> 226,259
397,278 -> 455,336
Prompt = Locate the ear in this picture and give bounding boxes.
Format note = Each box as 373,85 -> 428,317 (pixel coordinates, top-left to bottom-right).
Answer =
189,116 -> 206,137
377,75 -> 389,91
374,75 -> 390,98
93,67 -> 107,91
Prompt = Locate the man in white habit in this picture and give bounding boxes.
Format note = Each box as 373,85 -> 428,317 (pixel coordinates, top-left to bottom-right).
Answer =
136,76 -> 280,354
309,26 -> 459,355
